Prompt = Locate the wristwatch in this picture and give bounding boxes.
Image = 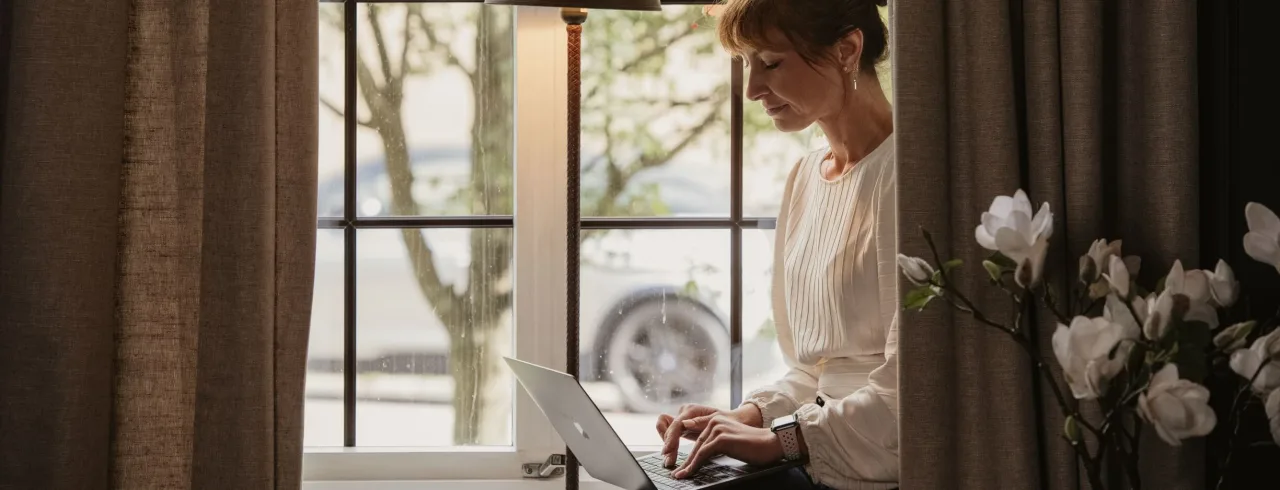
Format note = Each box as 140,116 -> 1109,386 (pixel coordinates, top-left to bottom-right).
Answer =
770,413 -> 803,461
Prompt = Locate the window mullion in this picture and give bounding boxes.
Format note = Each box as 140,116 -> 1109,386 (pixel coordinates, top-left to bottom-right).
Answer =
512,4 -> 569,463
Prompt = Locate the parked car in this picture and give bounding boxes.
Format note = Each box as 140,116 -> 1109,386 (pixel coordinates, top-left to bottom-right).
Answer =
309,147 -> 777,413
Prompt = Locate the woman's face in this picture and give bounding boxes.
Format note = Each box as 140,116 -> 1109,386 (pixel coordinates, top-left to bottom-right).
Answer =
741,33 -> 858,132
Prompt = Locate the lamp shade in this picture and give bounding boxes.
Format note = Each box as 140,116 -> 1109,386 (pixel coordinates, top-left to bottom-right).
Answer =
483,0 -> 662,11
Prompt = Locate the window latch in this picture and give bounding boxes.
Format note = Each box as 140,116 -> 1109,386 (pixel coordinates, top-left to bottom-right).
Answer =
522,453 -> 566,479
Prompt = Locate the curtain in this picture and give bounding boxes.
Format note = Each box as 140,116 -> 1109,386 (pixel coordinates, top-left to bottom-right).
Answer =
890,0 -> 1200,488
0,1 -> 318,488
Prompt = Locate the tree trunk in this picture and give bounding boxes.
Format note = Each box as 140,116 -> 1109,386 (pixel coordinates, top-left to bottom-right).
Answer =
446,5 -> 515,446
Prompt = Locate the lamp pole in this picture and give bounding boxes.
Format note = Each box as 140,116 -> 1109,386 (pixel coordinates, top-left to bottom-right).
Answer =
561,7 -> 587,488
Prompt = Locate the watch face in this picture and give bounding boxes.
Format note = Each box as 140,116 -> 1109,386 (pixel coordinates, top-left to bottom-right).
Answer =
771,415 -> 797,431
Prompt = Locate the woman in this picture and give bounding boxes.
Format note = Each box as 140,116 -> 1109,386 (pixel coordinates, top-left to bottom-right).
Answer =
654,0 -> 898,488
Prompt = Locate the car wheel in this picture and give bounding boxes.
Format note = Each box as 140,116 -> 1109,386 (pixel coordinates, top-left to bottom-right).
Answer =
605,297 -> 729,414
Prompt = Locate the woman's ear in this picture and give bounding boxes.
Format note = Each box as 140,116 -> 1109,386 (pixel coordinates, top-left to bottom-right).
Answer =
836,29 -> 865,71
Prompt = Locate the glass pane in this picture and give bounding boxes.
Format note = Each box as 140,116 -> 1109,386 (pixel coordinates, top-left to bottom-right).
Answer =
740,229 -> 790,390
317,1 -> 345,217
354,4 -> 514,217
356,228 -> 513,447
580,230 -> 742,446
305,228 -> 346,447
740,5 -> 893,218
580,6 -> 730,218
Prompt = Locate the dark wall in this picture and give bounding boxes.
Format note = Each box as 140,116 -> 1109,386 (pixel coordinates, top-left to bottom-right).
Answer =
1200,1 -> 1280,488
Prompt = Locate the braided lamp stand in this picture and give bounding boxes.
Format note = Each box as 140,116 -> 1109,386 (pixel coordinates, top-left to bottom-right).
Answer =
561,8 -> 586,489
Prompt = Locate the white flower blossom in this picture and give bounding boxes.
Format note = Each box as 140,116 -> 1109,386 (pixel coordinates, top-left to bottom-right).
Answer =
1104,256 -> 1132,299
897,254 -> 935,286
1205,259 -> 1239,308
1244,202 -> 1280,274
1137,364 -> 1217,447
1052,315 -> 1139,400
975,190 -> 1053,288
1229,329 -> 1280,393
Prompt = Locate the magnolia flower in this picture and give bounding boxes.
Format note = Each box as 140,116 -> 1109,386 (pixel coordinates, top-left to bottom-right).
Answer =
1267,389 -> 1280,447
1205,259 -> 1239,308
1145,261 -> 1220,338
897,254 -> 935,286
1082,239 -> 1122,282
1213,321 -> 1255,354
1104,256 -> 1132,299
1143,292 -> 1177,341
1229,329 -> 1280,393
975,190 -> 1053,288
1052,315 -> 1139,400
1244,202 -> 1280,274
1137,364 -> 1217,447
1104,294 -> 1145,334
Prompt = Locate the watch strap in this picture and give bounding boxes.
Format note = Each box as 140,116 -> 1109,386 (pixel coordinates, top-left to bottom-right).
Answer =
775,422 -> 802,461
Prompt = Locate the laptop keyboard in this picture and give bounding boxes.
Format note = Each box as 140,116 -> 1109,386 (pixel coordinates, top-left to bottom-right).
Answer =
637,452 -> 749,490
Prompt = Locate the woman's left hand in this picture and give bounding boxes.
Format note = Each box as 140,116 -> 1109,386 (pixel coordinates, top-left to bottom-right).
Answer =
671,414 -> 785,479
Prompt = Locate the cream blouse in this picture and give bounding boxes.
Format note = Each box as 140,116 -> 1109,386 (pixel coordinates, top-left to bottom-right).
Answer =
743,133 -> 899,490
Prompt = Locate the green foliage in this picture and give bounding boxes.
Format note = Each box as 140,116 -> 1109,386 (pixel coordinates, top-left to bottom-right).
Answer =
983,260 -> 1004,283
904,285 -> 939,312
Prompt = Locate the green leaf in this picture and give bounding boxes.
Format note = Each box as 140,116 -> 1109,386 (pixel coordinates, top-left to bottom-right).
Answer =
989,252 -> 1018,270
983,260 -> 1004,283
942,259 -> 963,274
903,286 -> 938,312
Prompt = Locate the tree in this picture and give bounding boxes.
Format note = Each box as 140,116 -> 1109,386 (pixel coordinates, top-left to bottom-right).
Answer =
322,5 -> 741,445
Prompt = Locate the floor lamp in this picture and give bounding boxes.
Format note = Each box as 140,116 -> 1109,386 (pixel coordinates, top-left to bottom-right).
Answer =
482,0 -> 662,487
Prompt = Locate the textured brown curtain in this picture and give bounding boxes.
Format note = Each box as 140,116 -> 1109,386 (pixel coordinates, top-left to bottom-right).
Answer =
890,1 -> 1200,489
0,1 -> 318,489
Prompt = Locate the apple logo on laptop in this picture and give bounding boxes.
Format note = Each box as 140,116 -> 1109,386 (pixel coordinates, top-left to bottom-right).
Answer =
574,421 -> 590,440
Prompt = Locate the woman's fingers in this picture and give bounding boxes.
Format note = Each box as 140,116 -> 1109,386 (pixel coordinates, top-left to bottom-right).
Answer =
674,433 -> 731,479
662,406 -> 702,466
655,414 -> 673,437
673,416 -> 726,478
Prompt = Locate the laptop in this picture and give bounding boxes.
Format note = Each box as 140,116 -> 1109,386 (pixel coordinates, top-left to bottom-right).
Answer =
503,356 -> 804,490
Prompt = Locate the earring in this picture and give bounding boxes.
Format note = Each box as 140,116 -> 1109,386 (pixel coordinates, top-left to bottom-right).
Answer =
853,71 -> 859,90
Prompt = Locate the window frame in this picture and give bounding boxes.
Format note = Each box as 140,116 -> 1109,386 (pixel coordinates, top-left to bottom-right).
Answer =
303,0 -> 770,485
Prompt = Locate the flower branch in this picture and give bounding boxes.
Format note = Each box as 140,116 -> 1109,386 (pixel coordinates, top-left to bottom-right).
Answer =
898,192 -> 1280,490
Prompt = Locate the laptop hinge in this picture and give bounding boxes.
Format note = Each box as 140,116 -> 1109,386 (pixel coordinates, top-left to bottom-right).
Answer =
522,454 -> 566,479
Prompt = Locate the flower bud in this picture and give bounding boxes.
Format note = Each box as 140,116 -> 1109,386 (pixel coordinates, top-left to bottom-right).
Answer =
1214,321 -> 1255,354
1064,415 -> 1083,443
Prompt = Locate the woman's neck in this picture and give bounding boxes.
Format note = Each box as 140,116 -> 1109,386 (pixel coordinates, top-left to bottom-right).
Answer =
817,76 -> 894,170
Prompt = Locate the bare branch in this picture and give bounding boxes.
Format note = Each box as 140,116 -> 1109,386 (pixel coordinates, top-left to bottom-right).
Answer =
366,5 -> 398,89
585,26 -> 700,101
411,9 -> 473,79
355,50 -> 386,117
320,97 -> 374,128
591,91 -> 729,216
399,5 -> 416,85
606,92 -> 720,110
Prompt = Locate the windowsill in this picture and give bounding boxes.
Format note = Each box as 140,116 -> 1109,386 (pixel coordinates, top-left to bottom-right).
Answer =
303,447 -> 669,489
304,479 -> 621,490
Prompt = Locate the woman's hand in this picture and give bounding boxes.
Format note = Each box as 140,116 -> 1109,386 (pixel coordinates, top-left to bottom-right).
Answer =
671,414 -> 784,479
655,404 -> 764,468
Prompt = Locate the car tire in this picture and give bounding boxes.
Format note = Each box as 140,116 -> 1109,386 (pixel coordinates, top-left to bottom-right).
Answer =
604,296 -> 730,415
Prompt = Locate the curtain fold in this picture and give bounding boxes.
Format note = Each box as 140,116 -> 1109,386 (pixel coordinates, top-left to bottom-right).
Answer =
892,0 -> 1200,488
0,1 -> 317,488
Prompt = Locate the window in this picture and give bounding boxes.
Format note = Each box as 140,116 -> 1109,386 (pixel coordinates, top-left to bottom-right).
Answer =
305,1 -> 891,485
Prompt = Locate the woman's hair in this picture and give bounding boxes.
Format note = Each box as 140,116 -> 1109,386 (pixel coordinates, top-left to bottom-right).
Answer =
716,0 -> 889,74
